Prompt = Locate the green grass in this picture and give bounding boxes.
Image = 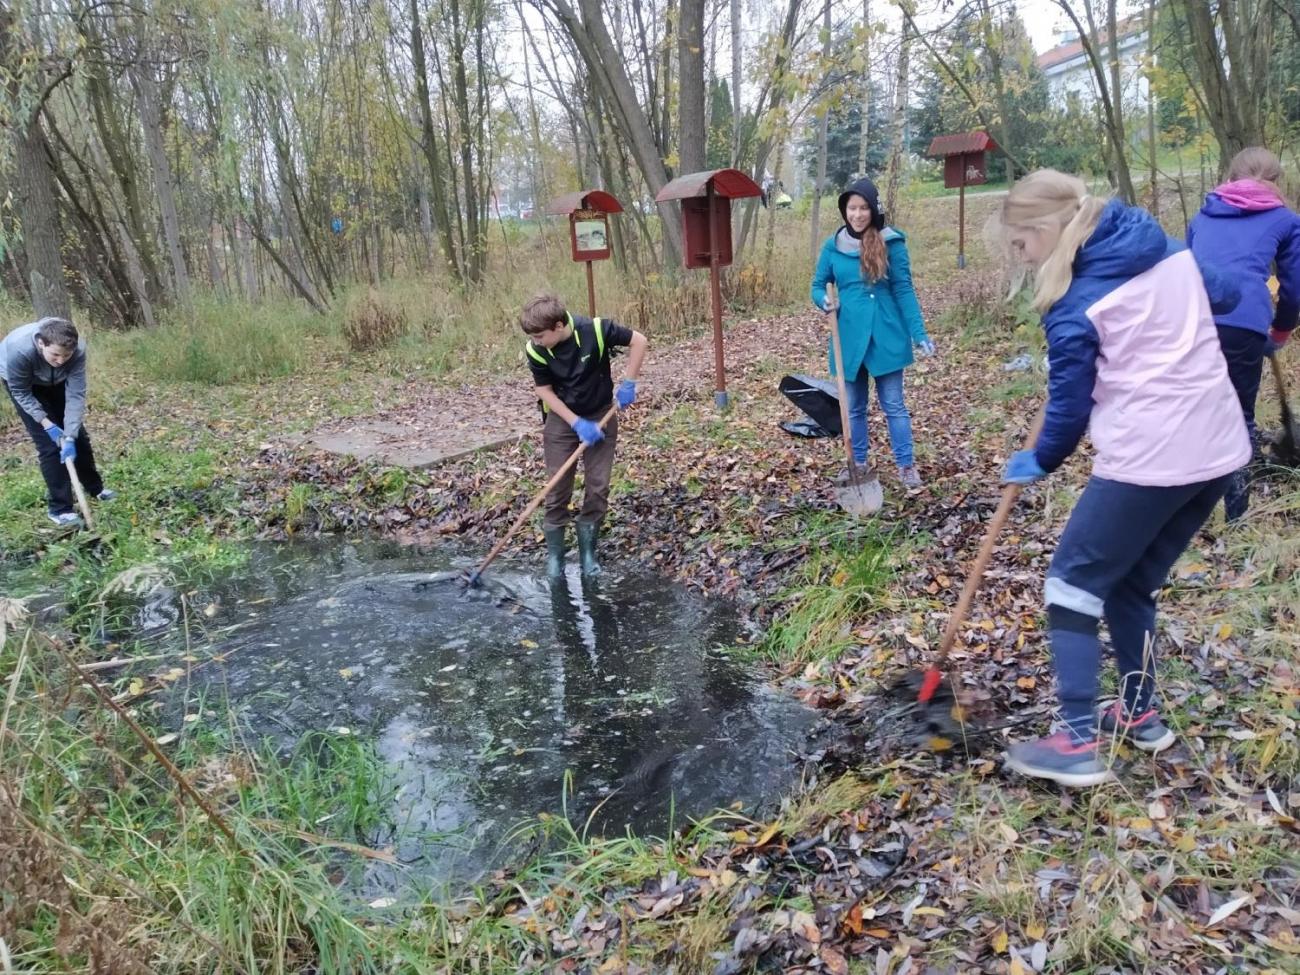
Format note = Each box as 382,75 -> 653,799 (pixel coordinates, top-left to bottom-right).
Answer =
759,517 -> 897,663
123,296 -> 322,384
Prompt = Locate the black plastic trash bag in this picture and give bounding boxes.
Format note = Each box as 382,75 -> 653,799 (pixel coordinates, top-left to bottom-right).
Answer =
778,374 -> 842,439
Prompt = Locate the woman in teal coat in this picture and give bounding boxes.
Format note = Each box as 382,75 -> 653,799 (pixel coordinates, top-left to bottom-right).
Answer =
811,177 -> 933,487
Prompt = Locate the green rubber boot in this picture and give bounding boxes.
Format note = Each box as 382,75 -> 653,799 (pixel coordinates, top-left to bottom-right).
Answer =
576,520 -> 601,578
544,526 -> 567,579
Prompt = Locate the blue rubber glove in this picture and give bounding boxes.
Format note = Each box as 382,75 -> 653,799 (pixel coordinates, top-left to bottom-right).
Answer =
571,417 -> 605,447
817,295 -> 835,313
44,424 -> 64,444
917,338 -> 936,357
1002,449 -> 1047,485
616,379 -> 637,410
60,437 -> 77,464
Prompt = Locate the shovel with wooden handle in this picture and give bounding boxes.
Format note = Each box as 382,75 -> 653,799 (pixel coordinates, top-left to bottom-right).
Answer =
1269,353 -> 1300,467
825,285 -> 883,516
65,459 -> 95,531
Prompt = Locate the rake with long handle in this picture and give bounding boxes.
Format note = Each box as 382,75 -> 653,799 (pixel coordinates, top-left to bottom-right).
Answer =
464,403 -> 619,587
915,404 -> 1047,705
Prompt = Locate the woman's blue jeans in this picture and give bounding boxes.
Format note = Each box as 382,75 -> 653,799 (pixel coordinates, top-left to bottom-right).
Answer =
845,367 -> 913,467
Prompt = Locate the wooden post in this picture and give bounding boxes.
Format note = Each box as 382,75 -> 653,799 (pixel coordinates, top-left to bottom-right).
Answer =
707,181 -> 727,408
585,260 -> 596,316
957,182 -> 967,270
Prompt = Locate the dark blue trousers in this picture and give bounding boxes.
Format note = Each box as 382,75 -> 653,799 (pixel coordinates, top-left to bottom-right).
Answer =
1044,473 -> 1230,738
1216,324 -> 1266,520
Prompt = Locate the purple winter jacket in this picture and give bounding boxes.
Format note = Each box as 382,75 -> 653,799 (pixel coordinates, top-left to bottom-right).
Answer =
1187,180 -> 1300,338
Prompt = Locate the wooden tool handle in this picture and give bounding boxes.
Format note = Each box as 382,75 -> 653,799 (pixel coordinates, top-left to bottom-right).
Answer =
1271,354 -> 1296,426
934,404 -> 1047,661
65,459 -> 95,531
467,403 -> 619,584
824,285 -> 865,487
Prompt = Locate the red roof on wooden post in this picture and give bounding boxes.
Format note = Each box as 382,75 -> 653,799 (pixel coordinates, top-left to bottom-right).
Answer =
543,189 -> 624,215
926,132 -> 999,157
654,168 -> 762,202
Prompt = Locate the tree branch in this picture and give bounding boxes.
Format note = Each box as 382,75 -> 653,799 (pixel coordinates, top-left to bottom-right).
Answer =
898,6 -> 1026,173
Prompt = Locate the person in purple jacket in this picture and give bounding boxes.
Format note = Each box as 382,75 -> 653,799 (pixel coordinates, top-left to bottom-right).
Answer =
997,170 -> 1248,787
1187,147 -> 1300,520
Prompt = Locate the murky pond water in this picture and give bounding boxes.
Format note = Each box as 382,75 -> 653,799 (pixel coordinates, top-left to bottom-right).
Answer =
169,541 -> 818,890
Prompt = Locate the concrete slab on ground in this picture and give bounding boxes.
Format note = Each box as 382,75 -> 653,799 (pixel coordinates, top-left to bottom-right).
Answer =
301,418 -> 534,469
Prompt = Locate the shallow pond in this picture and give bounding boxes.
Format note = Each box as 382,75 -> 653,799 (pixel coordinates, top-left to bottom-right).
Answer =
167,541 -> 819,891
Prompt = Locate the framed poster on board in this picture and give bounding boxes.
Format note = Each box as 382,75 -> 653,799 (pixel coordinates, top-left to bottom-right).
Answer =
570,209 -> 611,261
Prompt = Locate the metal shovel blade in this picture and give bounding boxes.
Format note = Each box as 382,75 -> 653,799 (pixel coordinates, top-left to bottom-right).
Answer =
835,471 -> 884,515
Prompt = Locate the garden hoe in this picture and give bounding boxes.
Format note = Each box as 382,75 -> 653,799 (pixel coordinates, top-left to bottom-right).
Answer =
463,403 -> 620,589
825,286 -> 883,516
895,405 -> 1047,739
1269,353 -> 1300,467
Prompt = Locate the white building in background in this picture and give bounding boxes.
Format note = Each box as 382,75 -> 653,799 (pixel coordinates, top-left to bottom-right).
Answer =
1036,16 -> 1151,112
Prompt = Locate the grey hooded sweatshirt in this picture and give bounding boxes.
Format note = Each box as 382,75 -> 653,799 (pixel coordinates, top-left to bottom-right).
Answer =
0,318 -> 89,439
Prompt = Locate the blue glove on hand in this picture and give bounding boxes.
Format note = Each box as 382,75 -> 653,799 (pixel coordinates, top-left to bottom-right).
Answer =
571,417 -> 605,447
1002,449 -> 1047,485
818,295 -> 835,313
616,379 -> 637,410
44,424 -> 64,444
59,437 -> 77,464
917,338 -> 936,357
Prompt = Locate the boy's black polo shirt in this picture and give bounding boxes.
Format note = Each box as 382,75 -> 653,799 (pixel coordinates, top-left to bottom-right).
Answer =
527,313 -> 633,416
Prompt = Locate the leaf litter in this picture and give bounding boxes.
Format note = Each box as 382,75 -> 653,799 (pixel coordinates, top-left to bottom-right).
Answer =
14,270 -> 1294,972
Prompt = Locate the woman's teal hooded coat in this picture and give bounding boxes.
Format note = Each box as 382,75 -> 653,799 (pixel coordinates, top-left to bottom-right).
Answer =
810,227 -> 929,379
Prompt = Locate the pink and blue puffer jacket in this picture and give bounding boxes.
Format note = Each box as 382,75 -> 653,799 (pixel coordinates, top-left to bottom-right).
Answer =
1032,199 -> 1251,487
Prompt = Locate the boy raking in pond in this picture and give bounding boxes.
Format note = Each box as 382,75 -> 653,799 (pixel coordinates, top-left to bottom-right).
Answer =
519,294 -> 648,578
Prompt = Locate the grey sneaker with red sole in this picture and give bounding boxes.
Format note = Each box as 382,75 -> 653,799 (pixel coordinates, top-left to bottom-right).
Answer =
1004,730 -> 1115,787
1097,702 -> 1176,753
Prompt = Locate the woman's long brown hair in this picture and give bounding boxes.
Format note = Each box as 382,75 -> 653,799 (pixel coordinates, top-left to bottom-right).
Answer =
859,227 -> 888,283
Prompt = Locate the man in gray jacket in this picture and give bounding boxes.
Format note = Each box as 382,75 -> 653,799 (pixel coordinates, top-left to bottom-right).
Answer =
1,317 -> 114,526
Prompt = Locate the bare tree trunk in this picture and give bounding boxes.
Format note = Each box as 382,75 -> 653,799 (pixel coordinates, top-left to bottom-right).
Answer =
659,0 -> 676,167
236,218 -> 258,300
808,0 -> 831,263
542,0 -> 684,265
884,16 -> 911,218
1053,0 -> 1135,201
730,0 -> 741,164
517,0 -> 550,205
0,5 -> 70,318
449,0 -> 484,282
1176,0 -> 1273,170
764,145 -> 784,269
857,0 -> 871,177
132,55 -> 192,308
733,0 -> 803,262
976,0 -> 1016,183
678,0 -> 706,173
1104,0 -> 1130,187
411,0 -> 462,279
82,128 -> 158,326
1146,0 -> 1158,217
12,118 -> 71,320
899,7 -> 1028,174
82,31 -> 166,303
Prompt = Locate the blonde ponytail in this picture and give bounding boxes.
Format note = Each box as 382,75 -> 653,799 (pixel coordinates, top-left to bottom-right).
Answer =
1003,169 -> 1108,312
